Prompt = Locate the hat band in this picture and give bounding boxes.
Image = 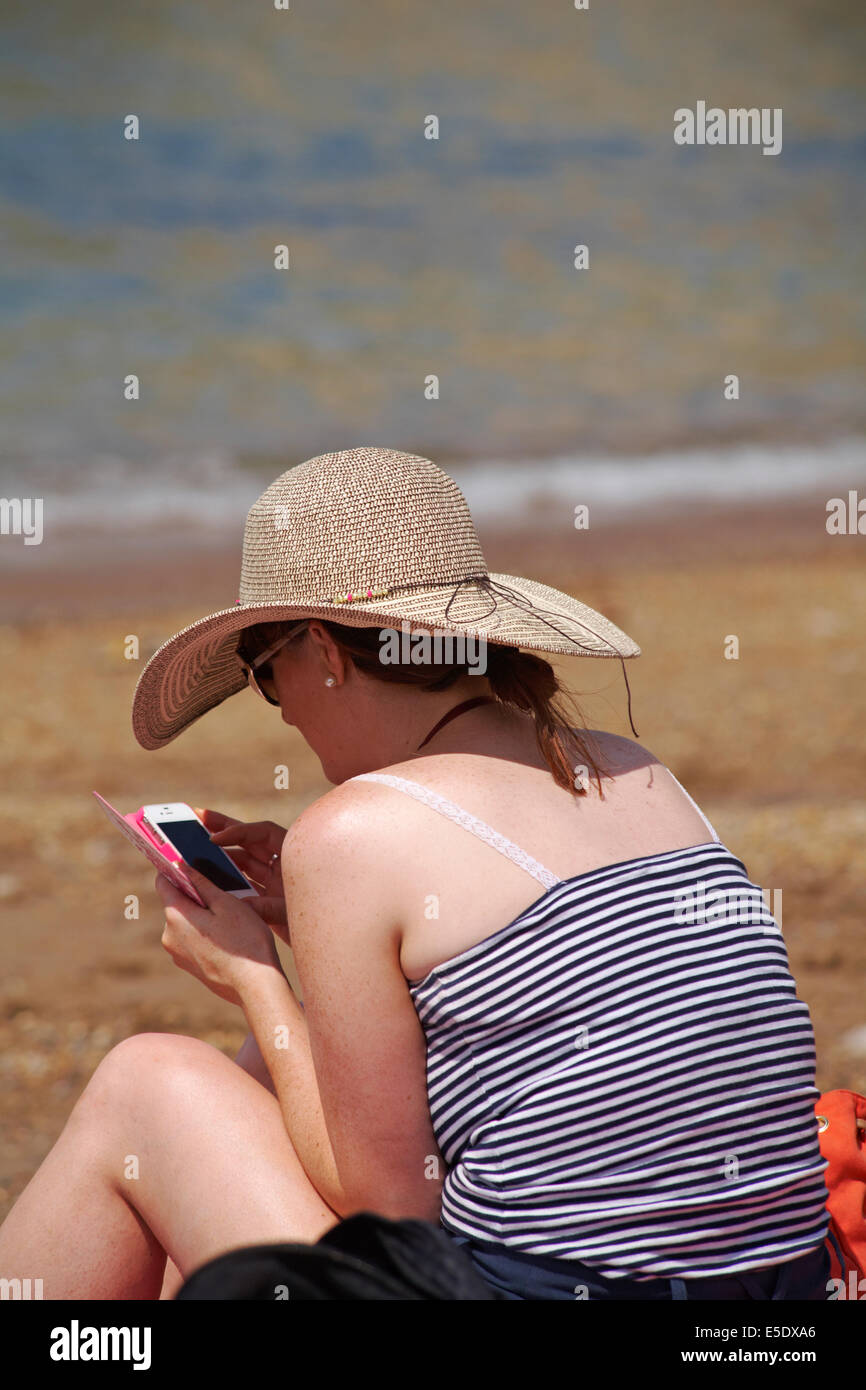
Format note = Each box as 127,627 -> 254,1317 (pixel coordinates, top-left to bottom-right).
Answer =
240,570 -> 631,662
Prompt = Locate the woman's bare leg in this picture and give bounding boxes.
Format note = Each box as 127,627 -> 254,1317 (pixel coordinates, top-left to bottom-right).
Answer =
158,1031 -> 277,1300
0,1032 -> 340,1300
158,1258 -> 185,1301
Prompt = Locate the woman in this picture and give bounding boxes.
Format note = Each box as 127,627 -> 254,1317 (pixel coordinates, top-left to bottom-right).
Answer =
0,446 -> 831,1300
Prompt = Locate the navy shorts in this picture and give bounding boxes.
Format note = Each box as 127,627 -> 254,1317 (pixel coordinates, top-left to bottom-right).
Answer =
445,1233 -> 832,1301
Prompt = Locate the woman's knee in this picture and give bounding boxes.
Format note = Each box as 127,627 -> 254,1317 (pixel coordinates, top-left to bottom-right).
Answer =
66,1030 -> 339,1257
77,1032 -> 233,1119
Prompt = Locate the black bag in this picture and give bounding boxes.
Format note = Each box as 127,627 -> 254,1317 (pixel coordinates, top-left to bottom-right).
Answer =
175,1210 -> 506,1300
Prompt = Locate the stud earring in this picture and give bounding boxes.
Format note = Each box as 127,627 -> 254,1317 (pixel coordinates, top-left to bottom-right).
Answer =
325,676 -> 336,687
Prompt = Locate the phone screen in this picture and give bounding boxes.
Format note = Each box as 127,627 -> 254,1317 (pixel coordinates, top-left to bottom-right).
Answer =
154,818 -> 250,892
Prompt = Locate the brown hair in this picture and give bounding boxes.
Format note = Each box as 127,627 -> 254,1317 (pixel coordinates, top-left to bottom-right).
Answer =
240,619 -> 612,797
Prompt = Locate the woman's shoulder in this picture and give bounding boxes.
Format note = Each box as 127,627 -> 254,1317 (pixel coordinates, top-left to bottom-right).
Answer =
280,768 -> 426,878
581,728 -> 660,766
569,728 -> 667,788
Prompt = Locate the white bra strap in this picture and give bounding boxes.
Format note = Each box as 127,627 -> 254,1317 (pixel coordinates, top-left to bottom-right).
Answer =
350,772 -> 562,891
664,768 -> 721,843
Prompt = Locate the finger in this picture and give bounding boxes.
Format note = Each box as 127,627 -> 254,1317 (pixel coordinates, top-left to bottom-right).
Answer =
195,808 -> 242,833
204,841 -> 245,871
155,871 -> 213,923
243,900 -> 291,945
245,897 -> 289,927
208,820 -> 281,844
224,866 -> 268,896
162,864 -> 224,912
210,821 -> 285,850
184,862 -> 233,905
224,849 -> 270,883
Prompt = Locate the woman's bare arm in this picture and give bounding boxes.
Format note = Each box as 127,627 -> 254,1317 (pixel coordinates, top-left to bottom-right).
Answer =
234,1030 -> 277,1097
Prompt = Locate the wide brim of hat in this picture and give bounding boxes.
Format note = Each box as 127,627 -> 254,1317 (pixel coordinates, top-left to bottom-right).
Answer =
131,573 -> 640,750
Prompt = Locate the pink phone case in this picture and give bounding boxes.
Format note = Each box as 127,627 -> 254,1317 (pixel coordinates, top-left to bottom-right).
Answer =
92,793 -> 207,906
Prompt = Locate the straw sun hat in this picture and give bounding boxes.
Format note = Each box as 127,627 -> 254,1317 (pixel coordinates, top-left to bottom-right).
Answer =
132,446 -> 640,750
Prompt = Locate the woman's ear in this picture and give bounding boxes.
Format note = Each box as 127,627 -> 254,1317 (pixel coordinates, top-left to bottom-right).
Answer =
305,621 -> 350,686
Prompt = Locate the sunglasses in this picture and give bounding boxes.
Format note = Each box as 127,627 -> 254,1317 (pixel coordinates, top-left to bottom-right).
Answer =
236,622 -> 310,706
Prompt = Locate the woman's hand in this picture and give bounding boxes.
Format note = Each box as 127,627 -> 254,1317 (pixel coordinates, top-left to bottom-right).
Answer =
194,807 -> 290,943
156,865 -> 285,1007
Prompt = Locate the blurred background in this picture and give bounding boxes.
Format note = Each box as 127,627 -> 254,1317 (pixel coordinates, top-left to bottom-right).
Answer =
1,0 -> 864,1219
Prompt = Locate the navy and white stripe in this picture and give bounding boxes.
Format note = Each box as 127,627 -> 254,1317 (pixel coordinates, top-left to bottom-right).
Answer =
409,842 -> 830,1280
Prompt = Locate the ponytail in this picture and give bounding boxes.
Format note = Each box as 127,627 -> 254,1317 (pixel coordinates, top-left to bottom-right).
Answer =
485,645 -> 610,797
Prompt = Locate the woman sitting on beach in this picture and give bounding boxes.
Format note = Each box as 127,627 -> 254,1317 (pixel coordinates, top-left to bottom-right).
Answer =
0,447 -> 832,1300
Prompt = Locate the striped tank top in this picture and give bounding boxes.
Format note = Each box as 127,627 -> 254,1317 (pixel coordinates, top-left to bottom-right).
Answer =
351,768 -> 830,1281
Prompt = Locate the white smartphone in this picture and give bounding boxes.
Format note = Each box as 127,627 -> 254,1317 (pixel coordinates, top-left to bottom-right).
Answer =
141,803 -> 257,898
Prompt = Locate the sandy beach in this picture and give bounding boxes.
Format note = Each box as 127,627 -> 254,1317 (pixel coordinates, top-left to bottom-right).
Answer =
1,490 -> 865,1221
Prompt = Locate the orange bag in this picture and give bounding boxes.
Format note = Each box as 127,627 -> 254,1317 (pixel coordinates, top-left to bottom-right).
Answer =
815,1090 -> 866,1295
